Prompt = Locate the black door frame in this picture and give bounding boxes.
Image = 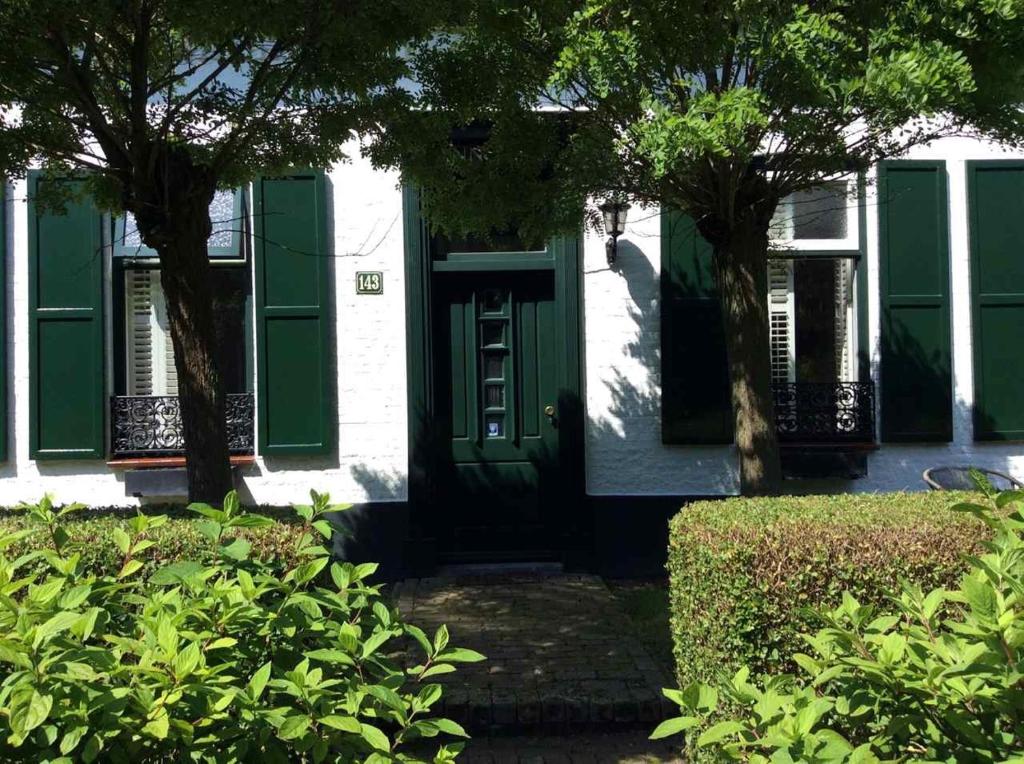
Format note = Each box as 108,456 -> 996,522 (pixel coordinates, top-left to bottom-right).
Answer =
402,186 -> 586,568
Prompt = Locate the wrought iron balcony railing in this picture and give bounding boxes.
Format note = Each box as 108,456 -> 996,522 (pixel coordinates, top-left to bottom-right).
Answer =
772,382 -> 876,445
110,393 -> 255,458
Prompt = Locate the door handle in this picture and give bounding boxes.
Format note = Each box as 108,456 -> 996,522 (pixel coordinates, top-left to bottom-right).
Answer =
544,404 -> 557,427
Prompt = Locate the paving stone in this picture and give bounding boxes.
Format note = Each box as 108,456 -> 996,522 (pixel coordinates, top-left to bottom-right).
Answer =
396,573 -> 672,736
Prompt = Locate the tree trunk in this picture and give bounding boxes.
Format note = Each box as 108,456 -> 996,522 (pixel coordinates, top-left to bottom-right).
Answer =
158,220 -> 233,503
131,151 -> 232,503
710,219 -> 783,495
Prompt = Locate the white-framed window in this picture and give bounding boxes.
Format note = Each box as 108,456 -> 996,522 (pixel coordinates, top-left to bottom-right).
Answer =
114,188 -> 246,260
770,179 -> 859,252
766,257 -> 857,384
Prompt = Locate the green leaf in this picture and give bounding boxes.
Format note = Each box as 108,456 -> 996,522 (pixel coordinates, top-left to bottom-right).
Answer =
431,718 -> 468,738
361,629 -> 393,659
248,662 -> 272,701
33,611 -> 81,647
360,723 -> 391,751
59,584 -> 92,609
318,715 -> 361,733
143,713 -> 169,740
59,725 -> 87,755
158,618 -> 178,655
111,527 -> 131,556
416,683 -> 443,710
117,559 -> 144,579
433,624 -> 449,654
366,684 -> 406,713
697,721 -> 746,746
295,556 -> 329,585
650,716 -> 699,740
278,715 -> 311,741
150,560 -> 205,585
436,647 -> 486,663
405,624 -> 432,655
23,690 -> 53,734
221,537 -> 252,561
305,648 -> 355,665
172,642 -> 201,679
72,608 -> 101,641
419,663 -> 456,678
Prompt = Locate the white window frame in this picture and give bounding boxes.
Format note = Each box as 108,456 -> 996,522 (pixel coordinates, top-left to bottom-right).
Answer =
770,177 -> 860,252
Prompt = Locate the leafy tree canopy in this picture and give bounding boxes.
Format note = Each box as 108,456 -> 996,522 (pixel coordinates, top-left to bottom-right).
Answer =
371,0 -> 1024,238
0,0 -> 432,205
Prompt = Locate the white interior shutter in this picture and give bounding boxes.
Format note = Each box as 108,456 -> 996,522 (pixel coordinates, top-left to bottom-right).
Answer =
767,259 -> 795,383
125,270 -> 177,396
834,258 -> 855,380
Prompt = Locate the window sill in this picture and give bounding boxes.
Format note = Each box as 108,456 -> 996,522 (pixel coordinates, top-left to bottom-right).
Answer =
107,455 -> 256,470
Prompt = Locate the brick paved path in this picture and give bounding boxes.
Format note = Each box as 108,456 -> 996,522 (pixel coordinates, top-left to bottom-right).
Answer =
394,574 -> 677,736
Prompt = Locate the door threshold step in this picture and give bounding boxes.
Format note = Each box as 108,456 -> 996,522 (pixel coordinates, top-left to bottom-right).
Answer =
435,561 -> 564,579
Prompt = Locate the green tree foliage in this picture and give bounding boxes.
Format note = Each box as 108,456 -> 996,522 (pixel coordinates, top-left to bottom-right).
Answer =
653,478 -> 1024,762
370,0 -> 1024,493
0,0 -> 435,501
0,491 -> 482,762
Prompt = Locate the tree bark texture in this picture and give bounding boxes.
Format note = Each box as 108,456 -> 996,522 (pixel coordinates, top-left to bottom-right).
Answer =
705,217 -> 783,496
130,148 -> 232,503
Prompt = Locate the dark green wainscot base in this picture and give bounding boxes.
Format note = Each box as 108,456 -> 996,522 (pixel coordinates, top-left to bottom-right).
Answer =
346,495 -> 724,581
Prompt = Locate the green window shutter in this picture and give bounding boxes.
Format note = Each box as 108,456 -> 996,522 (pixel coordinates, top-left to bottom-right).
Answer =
660,208 -> 733,444
967,161 -> 1024,440
28,174 -> 105,459
254,171 -> 333,455
877,161 -> 951,442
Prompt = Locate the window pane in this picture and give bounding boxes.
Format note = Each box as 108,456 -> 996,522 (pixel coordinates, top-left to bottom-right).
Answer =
481,321 -> 505,347
208,189 -> 238,248
793,259 -> 840,382
485,384 -> 505,408
791,184 -> 848,240
122,216 -> 144,249
210,268 -> 250,394
485,414 -> 504,438
481,288 -> 506,314
120,189 -> 239,254
483,353 -> 504,380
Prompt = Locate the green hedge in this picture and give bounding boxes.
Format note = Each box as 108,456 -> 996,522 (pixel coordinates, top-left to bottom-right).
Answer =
0,507 -> 307,576
667,491 -> 989,688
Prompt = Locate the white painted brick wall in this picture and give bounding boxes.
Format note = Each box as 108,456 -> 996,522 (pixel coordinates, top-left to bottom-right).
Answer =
583,135 -> 1024,496
582,204 -> 740,495
0,144 -> 410,507
2,132 -> 1023,507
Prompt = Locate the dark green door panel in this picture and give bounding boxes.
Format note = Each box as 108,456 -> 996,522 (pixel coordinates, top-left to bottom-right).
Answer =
877,161 -> 952,442
433,272 -> 561,558
28,174 -> 105,459
254,171 -> 333,455
968,161 -> 1024,440
660,209 -> 733,444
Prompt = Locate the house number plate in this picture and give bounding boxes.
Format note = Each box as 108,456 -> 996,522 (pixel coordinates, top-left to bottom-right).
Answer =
356,271 -> 383,295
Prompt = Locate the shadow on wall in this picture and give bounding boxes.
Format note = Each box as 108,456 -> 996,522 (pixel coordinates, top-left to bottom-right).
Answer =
589,239 -> 738,495
868,316 -> 1017,486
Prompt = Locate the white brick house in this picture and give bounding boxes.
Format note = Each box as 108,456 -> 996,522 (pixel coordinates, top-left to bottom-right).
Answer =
2,133 -> 1023,575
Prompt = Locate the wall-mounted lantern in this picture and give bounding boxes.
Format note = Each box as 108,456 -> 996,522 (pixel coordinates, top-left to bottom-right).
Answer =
599,198 -> 631,266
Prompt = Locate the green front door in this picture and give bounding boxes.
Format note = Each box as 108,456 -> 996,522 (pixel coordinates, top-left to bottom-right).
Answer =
433,271 -> 562,560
